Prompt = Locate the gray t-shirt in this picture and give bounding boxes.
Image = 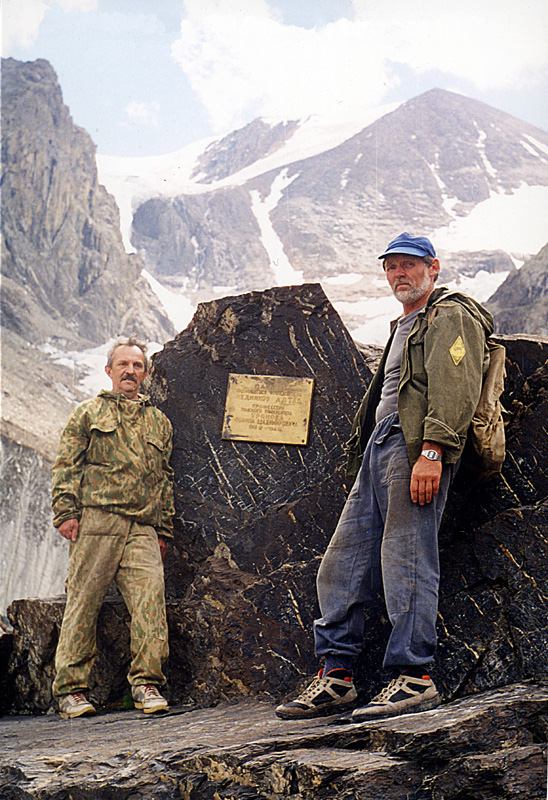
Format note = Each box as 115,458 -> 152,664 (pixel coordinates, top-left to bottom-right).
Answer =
375,307 -> 422,424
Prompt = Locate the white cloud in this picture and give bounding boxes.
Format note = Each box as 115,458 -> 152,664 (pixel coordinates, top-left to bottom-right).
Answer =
351,0 -> 548,92
2,0 -> 98,54
125,101 -> 160,127
172,3 -> 396,132
171,0 -> 548,134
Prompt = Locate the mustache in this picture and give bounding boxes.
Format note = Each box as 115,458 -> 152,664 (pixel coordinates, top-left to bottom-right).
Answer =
121,373 -> 137,383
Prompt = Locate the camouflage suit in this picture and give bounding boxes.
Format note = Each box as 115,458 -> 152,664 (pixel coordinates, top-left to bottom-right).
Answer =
51,390 -> 174,697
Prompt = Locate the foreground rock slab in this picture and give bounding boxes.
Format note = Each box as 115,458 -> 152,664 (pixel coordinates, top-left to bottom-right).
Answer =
1,682 -> 547,799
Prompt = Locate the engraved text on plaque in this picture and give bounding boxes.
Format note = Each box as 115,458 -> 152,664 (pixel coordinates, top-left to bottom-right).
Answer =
222,374 -> 314,445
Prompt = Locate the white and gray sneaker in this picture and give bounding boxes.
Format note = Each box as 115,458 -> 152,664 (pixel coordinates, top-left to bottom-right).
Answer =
351,669 -> 440,722
131,684 -> 168,714
58,692 -> 96,719
275,669 -> 357,719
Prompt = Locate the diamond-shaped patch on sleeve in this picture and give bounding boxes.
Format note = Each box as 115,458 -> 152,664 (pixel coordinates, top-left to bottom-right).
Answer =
449,335 -> 466,366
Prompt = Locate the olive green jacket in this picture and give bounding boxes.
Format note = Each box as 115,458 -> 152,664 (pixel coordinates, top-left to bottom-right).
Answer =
345,287 -> 494,484
52,390 -> 175,537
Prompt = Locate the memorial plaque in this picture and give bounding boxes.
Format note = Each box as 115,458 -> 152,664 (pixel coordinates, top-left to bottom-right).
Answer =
222,374 -> 314,445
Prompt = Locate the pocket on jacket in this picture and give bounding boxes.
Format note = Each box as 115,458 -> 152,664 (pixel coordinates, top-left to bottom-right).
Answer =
146,435 -> 165,479
87,424 -> 117,465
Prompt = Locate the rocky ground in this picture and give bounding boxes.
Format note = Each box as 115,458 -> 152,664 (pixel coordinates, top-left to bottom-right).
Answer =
1,682 -> 547,799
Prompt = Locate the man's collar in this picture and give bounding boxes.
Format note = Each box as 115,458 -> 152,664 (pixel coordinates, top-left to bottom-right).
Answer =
425,286 -> 450,308
98,389 -> 150,404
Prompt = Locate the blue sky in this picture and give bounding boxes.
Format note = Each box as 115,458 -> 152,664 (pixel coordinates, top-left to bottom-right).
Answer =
3,0 -> 548,157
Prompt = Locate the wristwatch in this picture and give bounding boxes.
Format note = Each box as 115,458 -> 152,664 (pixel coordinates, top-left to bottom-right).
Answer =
421,449 -> 442,461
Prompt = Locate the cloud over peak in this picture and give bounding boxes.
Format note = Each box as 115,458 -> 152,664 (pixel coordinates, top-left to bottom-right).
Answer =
171,0 -> 548,133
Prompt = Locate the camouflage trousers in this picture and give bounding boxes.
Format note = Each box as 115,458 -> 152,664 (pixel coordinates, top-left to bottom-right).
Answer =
52,507 -> 169,697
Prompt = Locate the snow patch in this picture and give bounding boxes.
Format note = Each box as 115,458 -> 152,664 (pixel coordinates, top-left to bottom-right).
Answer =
433,183 -> 548,256
323,273 -> 363,286
428,153 -> 458,215
142,270 -> 195,334
346,294 -> 401,345
249,169 -> 303,286
44,341 -> 113,397
522,134 -> 548,159
474,124 -> 497,178
446,270 -> 509,303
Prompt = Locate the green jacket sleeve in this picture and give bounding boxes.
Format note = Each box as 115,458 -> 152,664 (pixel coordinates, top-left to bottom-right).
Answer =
51,406 -> 90,528
421,304 -> 486,455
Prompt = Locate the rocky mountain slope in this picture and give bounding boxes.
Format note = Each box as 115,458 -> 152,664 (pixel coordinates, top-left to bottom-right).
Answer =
487,242 -> 548,335
1,57 -> 174,348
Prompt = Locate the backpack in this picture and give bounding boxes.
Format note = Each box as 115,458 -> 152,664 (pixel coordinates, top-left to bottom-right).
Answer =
427,294 -> 506,482
466,338 -> 507,481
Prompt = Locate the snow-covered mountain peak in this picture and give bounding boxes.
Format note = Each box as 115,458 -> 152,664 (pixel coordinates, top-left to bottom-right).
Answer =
97,103 -> 400,250
97,88 -> 548,344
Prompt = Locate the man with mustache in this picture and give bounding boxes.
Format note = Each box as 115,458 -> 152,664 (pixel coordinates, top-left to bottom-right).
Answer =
277,233 -> 494,721
51,336 -> 174,718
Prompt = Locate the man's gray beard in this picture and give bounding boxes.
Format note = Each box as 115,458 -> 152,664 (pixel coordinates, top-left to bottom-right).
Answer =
392,274 -> 432,306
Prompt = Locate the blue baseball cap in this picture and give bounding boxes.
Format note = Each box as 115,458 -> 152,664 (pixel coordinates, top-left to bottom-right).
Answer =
378,232 -> 436,260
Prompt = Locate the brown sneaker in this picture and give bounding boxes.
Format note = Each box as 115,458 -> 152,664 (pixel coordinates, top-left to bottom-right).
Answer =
131,684 -> 168,714
351,670 -> 440,721
275,669 -> 357,720
58,692 -> 96,719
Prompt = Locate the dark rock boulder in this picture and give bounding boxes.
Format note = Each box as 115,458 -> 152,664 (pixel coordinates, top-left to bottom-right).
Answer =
150,282 -> 371,597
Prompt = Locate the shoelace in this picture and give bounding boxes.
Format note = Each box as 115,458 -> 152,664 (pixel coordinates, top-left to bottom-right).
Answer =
142,685 -> 158,698
371,675 -> 405,703
297,676 -> 324,701
372,673 -> 428,703
72,692 -> 88,703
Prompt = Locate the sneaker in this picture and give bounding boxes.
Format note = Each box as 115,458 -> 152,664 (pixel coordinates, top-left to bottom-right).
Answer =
131,684 -> 168,714
58,692 -> 96,719
351,669 -> 440,722
275,669 -> 357,720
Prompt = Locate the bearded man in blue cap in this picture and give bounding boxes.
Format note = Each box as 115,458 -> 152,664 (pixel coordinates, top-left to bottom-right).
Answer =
276,232 -> 494,721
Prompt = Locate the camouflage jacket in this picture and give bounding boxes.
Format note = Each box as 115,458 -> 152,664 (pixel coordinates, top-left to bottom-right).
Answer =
52,390 -> 174,537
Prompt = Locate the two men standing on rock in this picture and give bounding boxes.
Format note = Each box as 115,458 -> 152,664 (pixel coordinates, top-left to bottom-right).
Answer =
277,232 -> 495,722
52,335 -> 174,719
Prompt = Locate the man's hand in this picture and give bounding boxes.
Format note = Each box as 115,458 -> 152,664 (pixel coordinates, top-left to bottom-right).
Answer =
158,535 -> 168,562
410,442 -> 444,505
58,518 -> 79,542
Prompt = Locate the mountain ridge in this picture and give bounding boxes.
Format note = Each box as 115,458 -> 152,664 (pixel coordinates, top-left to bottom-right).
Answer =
122,87 -> 548,334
